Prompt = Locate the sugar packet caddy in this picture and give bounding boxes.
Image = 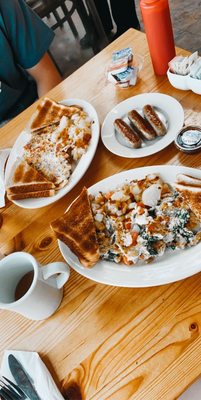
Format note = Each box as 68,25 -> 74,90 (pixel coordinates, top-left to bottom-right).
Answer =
107,47 -> 143,88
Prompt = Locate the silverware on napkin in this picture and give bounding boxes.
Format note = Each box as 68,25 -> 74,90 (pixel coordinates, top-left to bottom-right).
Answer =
0,375 -> 26,399
8,354 -> 41,400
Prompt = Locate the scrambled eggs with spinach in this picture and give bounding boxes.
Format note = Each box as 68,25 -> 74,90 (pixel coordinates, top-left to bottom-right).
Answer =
90,174 -> 201,265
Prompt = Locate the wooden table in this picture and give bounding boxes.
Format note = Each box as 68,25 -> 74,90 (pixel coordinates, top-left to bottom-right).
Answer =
1,29 -> 201,400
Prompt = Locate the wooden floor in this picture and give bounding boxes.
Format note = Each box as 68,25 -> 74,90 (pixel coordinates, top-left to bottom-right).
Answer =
44,0 -> 201,78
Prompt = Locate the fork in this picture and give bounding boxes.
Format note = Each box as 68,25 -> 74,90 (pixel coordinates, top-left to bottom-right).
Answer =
0,376 -> 26,400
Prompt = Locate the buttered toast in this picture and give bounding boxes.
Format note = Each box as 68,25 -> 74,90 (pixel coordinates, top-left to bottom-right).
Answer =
6,158 -> 55,197
51,187 -> 100,268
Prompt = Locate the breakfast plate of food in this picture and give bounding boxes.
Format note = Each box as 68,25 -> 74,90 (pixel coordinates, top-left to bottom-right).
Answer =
5,97 -> 100,209
101,93 -> 184,158
51,165 -> 201,287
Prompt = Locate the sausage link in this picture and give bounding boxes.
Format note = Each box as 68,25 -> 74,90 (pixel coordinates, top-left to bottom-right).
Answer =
114,119 -> 141,148
143,105 -> 167,136
128,110 -> 156,140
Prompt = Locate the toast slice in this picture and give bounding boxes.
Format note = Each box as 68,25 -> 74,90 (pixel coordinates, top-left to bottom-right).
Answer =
7,189 -> 55,200
175,188 -> 201,221
29,98 -> 82,132
30,121 -> 60,137
6,158 -> 55,195
51,187 -> 100,268
176,173 -> 201,188
175,174 -> 201,220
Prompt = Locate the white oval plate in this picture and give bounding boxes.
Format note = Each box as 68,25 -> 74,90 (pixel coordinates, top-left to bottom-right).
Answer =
59,165 -> 201,287
101,93 -> 184,158
5,98 -> 100,209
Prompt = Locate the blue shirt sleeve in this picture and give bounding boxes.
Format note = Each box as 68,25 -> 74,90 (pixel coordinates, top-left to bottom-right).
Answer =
0,0 -> 55,69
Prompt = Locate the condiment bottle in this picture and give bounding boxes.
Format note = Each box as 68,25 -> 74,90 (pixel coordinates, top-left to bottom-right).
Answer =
140,0 -> 176,75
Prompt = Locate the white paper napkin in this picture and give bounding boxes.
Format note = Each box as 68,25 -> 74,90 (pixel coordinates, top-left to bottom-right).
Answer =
0,148 -> 11,208
1,350 -> 64,400
179,378 -> 201,399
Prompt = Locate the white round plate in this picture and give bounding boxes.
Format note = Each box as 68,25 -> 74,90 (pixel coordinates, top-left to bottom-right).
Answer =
101,93 -> 184,158
59,165 -> 201,287
5,99 -> 100,209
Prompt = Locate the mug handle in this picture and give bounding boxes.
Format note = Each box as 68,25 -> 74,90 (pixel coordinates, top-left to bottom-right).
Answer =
42,262 -> 70,289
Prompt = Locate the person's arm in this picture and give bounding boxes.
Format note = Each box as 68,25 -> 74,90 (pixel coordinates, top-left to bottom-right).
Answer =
26,52 -> 62,97
2,0 -> 61,97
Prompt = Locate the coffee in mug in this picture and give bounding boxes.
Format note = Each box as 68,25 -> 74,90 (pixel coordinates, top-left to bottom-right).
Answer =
0,252 -> 70,320
15,271 -> 34,301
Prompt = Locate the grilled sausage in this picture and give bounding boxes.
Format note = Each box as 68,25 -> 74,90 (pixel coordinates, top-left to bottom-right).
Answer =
114,119 -> 141,149
143,105 -> 167,136
128,110 -> 156,140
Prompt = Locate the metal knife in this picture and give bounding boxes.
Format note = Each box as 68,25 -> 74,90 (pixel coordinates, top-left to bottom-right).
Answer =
8,354 -> 41,400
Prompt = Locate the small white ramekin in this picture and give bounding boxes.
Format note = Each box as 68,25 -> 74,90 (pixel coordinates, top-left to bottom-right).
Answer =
167,69 -> 189,90
187,75 -> 201,94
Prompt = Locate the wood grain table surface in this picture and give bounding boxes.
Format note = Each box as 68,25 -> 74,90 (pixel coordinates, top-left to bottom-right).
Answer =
1,29 -> 201,400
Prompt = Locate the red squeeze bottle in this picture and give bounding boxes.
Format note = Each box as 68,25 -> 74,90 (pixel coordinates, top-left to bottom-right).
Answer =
140,0 -> 176,75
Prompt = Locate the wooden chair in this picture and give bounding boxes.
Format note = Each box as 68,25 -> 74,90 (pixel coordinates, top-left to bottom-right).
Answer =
26,0 -> 108,66
26,0 -> 79,37
26,0 -> 108,47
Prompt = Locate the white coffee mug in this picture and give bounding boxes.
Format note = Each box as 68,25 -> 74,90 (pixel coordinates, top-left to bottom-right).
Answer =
0,252 -> 70,320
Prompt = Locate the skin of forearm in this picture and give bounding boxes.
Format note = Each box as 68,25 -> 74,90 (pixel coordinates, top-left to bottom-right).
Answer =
27,52 -> 62,97
36,68 -> 62,97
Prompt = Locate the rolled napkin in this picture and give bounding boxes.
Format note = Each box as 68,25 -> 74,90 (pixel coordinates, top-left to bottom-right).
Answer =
1,350 -> 64,400
0,148 -> 11,208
